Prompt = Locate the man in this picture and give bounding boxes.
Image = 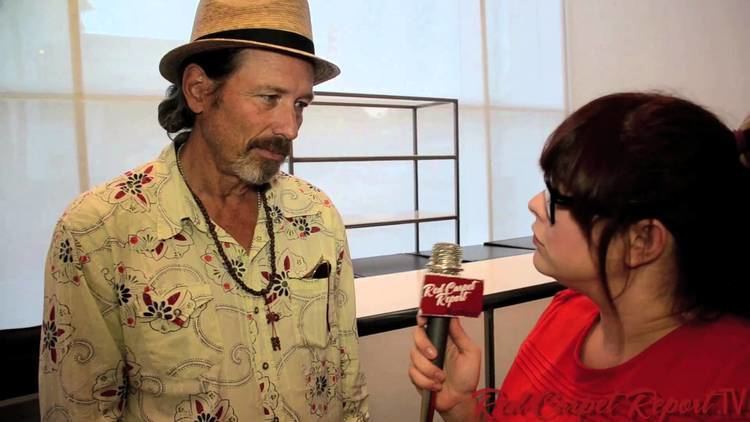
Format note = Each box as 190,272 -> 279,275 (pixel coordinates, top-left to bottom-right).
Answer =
39,1 -> 369,420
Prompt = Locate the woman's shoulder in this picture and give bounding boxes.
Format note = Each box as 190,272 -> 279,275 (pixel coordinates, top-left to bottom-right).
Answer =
525,289 -> 598,343
675,314 -> 750,351
681,314 -> 750,360
551,288 -> 589,304
539,288 -> 597,322
643,314 -> 750,393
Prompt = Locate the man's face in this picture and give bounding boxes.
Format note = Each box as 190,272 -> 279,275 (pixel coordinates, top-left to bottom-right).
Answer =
198,48 -> 315,185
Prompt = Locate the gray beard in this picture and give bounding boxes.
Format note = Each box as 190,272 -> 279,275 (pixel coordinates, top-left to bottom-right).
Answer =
230,154 -> 284,185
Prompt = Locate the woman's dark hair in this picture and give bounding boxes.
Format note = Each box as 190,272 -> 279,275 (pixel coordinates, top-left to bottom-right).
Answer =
738,116 -> 750,167
157,48 -> 245,139
540,92 -> 750,320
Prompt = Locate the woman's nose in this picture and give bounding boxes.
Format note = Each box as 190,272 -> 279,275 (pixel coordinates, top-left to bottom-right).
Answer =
528,191 -> 547,222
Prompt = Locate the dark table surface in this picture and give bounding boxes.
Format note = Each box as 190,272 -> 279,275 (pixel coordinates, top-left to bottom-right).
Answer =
484,235 -> 535,250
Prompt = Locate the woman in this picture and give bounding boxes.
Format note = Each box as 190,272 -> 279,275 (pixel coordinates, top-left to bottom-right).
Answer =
409,93 -> 750,421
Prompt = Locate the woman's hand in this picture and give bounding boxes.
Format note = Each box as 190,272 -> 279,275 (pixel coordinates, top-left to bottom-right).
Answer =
408,316 -> 482,414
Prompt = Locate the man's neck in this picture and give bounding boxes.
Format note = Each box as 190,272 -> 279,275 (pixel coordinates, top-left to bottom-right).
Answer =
177,133 -> 261,250
178,133 -> 258,204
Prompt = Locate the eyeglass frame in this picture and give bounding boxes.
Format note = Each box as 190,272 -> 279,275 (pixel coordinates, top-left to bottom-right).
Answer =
543,176 -> 574,225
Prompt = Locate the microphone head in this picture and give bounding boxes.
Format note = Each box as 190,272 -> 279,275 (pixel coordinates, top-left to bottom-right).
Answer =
427,242 -> 463,275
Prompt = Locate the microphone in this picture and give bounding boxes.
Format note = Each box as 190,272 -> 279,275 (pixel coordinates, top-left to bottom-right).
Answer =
418,243 -> 484,422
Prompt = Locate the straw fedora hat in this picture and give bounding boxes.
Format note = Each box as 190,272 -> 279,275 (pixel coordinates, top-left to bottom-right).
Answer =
159,0 -> 340,85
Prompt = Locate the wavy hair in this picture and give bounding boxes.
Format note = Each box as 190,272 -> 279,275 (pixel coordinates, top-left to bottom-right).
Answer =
157,48 -> 245,140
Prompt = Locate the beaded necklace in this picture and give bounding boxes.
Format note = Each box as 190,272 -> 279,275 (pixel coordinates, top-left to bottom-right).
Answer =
175,142 -> 282,350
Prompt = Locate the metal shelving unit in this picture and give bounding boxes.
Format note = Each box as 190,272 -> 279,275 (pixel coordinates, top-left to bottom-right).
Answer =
288,91 -> 460,253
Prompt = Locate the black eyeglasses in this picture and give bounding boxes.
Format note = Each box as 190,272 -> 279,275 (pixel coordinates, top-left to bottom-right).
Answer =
543,176 -> 574,224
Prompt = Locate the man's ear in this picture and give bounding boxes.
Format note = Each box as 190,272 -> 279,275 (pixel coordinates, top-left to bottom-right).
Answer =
626,219 -> 669,268
182,64 -> 212,114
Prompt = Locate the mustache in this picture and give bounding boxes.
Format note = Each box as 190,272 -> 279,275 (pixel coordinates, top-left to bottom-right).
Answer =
247,136 -> 291,156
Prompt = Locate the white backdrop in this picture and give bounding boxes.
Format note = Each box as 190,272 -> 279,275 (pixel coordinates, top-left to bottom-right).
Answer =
4,1 -> 747,331
0,0 -> 564,328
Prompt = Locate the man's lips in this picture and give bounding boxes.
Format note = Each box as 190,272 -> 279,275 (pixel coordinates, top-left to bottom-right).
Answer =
252,148 -> 286,161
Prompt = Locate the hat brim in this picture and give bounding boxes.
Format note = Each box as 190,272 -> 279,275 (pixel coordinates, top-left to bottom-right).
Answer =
159,38 -> 340,85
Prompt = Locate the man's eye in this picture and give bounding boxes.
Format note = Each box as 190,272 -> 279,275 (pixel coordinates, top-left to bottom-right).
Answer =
260,95 -> 279,103
295,101 -> 310,109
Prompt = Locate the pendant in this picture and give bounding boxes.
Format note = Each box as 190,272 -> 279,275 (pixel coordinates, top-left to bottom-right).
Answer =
271,336 -> 281,351
266,311 -> 280,324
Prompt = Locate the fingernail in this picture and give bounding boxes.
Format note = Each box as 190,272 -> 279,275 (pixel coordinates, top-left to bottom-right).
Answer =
427,347 -> 436,358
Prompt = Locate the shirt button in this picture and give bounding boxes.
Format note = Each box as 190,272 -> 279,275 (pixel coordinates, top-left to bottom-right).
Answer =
262,362 -> 269,370
254,307 -> 259,314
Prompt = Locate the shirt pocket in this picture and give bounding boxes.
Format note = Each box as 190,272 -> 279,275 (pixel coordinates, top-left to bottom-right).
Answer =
126,283 -> 224,381
287,276 -> 330,349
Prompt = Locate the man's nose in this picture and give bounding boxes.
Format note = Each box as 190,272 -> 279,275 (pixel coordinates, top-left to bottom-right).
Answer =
271,103 -> 301,141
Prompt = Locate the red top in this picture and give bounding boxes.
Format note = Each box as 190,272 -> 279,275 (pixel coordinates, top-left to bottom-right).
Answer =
485,289 -> 750,421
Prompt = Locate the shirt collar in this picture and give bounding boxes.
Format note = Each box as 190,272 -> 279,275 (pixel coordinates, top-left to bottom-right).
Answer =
154,142 -> 326,241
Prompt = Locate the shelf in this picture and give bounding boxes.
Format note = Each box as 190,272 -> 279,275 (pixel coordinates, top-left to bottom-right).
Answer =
312,91 -> 457,109
290,91 -> 460,253
343,211 -> 457,229
291,155 -> 456,163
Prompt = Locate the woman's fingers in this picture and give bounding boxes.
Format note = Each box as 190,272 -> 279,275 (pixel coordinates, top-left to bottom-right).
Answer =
408,364 -> 442,392
419,315 -> 478,356
408,342 -> 444,392
410,344 -> 445,382
448,318 -> 479,355
413,319 -> 437,360
410,318 -> 447,392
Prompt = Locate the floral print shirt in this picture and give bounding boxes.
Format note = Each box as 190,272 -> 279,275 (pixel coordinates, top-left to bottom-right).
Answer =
40,143 -> 370,421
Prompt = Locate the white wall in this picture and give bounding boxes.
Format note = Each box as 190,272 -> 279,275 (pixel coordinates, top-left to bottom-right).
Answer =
565,0 -> 750,126
485,0 -> 567,241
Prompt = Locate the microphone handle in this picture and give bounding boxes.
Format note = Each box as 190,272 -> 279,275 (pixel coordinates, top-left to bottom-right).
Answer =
419,316 -> 450,422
